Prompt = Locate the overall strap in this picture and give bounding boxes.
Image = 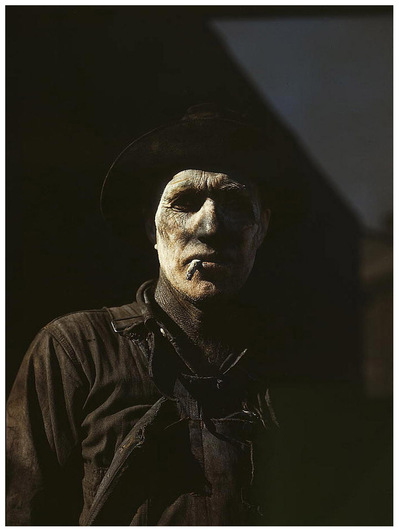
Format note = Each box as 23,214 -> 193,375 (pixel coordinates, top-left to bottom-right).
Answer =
82,396 -> 181,526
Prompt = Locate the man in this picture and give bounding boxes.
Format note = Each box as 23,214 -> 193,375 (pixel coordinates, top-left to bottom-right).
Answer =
7,104 -> 282,525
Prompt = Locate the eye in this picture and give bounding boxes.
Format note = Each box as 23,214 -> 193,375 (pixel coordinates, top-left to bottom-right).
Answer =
170,192 -> 203,212
220,191 -> 254,217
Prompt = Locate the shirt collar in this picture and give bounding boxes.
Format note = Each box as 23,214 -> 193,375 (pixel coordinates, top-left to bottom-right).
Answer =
109,279 -> 269,385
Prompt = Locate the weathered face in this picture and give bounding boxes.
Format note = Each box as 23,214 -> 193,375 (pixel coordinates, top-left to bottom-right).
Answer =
153,169 -> 269,302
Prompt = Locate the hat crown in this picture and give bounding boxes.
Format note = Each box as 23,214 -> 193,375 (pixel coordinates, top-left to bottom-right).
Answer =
182,103 -> 247,123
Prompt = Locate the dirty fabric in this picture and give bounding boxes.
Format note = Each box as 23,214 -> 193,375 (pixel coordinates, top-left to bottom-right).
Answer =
7,280 -> 278,526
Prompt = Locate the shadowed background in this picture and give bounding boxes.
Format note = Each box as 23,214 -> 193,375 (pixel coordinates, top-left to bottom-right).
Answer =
7,6 -> 392,525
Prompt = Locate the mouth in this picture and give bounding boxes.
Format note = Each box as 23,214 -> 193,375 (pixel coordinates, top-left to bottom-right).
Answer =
185,253 -> 232,281
199,261 -> 228,275
185,252 -> 231,266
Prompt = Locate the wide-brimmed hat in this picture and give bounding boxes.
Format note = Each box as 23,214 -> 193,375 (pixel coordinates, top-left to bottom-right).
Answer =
101,103 -> 291,239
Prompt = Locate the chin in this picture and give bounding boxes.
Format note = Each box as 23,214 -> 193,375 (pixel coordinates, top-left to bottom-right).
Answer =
180,278 -> 242,303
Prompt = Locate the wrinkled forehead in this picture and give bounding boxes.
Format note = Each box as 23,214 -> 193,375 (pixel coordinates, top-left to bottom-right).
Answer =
160,169 -> 256,197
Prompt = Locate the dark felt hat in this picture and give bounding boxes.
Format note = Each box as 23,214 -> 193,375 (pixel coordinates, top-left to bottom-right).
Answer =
101,103 -> 289,238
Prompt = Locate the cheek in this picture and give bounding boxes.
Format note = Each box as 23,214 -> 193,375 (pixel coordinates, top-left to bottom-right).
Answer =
156,211 -> 191,248
238,223 -> 260,252
155,213 -> 189,269
155,213 -> 192,255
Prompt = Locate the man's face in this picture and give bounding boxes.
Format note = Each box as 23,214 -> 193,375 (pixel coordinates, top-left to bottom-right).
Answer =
154,169 -> 269,302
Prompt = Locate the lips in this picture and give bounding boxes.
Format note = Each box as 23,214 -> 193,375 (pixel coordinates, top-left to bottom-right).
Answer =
200,261 -> 227,271
184,254 -> 232,283
184,252 -> 231,265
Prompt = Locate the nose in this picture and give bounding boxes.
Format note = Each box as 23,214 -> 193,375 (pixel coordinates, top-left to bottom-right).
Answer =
194,198 -> 223,243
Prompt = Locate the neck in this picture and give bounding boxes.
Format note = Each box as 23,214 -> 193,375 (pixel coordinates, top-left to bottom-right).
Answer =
154,271 -> 208,337
154,271 -> 242,360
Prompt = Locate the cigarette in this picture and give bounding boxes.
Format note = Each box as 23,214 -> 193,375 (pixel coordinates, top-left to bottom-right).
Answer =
186,259 -> 202,281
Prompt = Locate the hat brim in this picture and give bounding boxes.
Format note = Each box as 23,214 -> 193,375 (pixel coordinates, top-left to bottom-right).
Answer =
101,116 -> 294,240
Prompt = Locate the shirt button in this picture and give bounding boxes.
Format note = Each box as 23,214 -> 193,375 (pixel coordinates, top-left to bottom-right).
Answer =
159,327 -> 167,337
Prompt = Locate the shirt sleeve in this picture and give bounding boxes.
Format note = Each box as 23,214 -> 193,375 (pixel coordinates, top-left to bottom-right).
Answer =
6,325 -> 89,525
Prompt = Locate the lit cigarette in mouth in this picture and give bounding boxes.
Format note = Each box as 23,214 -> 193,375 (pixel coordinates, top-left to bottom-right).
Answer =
186,259 -> 202,281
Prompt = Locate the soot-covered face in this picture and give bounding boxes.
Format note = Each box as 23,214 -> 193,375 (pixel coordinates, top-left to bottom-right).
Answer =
153,169 -> 270,302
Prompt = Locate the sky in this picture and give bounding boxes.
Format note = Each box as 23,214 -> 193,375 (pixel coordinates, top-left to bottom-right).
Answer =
212,14 -> 392,232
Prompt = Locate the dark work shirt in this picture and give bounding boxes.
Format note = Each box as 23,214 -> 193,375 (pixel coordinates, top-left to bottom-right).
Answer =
7,281 -> 278,526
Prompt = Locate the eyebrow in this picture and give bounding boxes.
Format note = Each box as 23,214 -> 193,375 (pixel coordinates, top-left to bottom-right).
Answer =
164,179 -> 247,198
218,182 -> 247,192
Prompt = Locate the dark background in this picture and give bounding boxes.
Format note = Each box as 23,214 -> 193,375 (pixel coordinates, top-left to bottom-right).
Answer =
7,6 -> 392,525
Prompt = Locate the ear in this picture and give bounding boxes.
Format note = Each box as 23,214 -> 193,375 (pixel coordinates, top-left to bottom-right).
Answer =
255,208 -> 271,249
144,211 -> 157,245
